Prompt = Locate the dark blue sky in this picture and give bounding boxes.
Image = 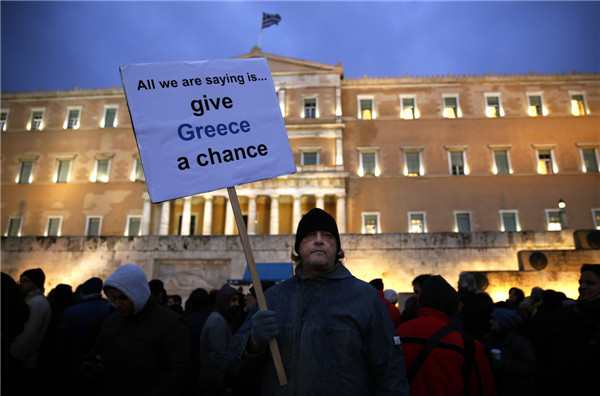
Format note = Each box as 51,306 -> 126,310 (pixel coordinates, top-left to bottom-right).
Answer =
2,1 -> 599,92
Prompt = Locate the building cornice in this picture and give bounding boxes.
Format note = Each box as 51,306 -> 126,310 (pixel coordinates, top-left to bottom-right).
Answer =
1,86 -> 124,99
343,70 -> 600,86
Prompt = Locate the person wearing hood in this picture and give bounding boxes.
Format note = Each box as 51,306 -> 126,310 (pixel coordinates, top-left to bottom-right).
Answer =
396,275 -> 496,396
228,208 -> 409,395
88,264 -> 191,395
198,284 -> 242,395
484,308 -> 536,396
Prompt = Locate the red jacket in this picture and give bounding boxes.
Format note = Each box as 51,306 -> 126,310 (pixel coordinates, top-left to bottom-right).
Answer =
396,307 -> 496,396
377,289 -> 402,327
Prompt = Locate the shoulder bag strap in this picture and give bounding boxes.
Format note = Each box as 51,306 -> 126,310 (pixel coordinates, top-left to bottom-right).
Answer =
407,326 -> 454,384
460,332 -> 483,396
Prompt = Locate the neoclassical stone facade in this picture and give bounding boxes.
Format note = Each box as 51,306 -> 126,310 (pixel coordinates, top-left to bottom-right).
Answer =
1,47 -> 599,239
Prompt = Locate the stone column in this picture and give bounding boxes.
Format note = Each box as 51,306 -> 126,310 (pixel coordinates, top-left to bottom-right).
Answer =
269,195 -> 279,235
141,192 -> 151,235
293,195 -> 302,231
181,196 -> 192,235
335,86 -> 342,121
278,89 -> 286,117
202,196 -> 213,235
336,195 -> 346,233
316,194 -> 325,209
225,199 -> 235,235
247,195 -> 257,235
159,201 -> 170,235
336,137 -> 344,166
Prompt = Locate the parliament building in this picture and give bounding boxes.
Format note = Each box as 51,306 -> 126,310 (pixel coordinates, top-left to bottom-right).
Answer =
2,47 -> 599,238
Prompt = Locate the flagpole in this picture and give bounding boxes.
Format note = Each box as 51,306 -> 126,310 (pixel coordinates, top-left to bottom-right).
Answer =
258,12 -> 263,48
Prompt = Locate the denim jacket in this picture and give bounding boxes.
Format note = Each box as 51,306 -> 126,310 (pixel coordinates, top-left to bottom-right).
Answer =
228,262 -> 409,395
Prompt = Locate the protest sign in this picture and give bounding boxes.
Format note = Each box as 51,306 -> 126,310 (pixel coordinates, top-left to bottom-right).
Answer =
120,58 -> 292,385
120,58 -> 296,203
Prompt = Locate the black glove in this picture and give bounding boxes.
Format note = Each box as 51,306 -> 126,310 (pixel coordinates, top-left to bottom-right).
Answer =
250,309 -> 278,350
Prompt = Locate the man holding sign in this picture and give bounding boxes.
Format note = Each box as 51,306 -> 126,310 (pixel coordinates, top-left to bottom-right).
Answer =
228,208 -> 409,395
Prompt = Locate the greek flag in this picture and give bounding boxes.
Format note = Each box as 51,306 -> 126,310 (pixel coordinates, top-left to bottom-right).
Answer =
262,13 -> 281,29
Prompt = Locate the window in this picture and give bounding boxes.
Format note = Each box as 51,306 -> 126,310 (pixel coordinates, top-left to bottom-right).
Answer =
92,158 -> 111,182
358,149 -> 379,177
46,217 -> 62,236
0,109 -> 8,131
570,93 -> 587,116
55,158 -> 73,183
362,213 -> 380,234
102,105 -> 118,128
537,149 -> 556,174
492,149 -> 511,175
404,150 -> 423,176
448,150 -> 467,175
301,151 -> 319,166
455,212 -> 472,232
357,96 -> 375,120
6,217 -> 22,237
400,96 -> 418,119
28,109 -> 45,131
86,216 -> 102,236
131,158 -> 145,181
126,216 -> 142,236
408,212 -> 426,233
303,98 -> 317,119
485,94 -> 503,118
17,160 -> 34,184
64,107 -> 82,129
581,148 -> 599,173
500,210 -> 520,231
593,209 -> 600,230
546,210 -> 562,231
527,93 -> 545,117
443,95 -> 460,118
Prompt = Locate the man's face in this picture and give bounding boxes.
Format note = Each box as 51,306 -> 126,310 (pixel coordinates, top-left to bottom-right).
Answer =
508,289 -> 519,303
578,271 -> 600,302
229,294 -> 240,314
108,288 -> 135,316
245,294 -> 257,311
19,276 -> 37,294
298,230 -> 337,277
489,318 -> 503,332
413,284 -> 422,302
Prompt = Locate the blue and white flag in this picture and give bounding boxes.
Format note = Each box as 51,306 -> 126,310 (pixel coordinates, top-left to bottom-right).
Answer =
262,13 -> 281,29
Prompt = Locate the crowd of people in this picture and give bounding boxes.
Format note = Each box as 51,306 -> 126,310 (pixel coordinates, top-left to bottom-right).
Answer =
2,208 -> 599,395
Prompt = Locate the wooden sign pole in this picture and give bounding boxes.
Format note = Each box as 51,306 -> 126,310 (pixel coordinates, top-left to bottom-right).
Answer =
227,186 -> 288,386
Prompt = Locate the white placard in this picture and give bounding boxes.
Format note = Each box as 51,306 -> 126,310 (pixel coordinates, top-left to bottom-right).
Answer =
120,58 -> 296,203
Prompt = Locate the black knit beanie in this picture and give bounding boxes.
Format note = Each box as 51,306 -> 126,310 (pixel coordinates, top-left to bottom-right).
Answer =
369,278 -> 384,291
21,268 -> 45,289
294,208 -> 341,254
419,275 -> 460,317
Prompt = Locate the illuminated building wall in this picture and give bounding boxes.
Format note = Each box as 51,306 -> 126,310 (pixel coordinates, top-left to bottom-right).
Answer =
2,230 -> 597,301
1,48 -> 599,300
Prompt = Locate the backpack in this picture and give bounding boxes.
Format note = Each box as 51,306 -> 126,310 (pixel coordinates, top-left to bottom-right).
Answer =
400,327 -> 483,396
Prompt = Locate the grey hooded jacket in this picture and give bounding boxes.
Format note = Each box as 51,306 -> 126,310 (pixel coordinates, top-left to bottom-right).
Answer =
93,264 -> 191,395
